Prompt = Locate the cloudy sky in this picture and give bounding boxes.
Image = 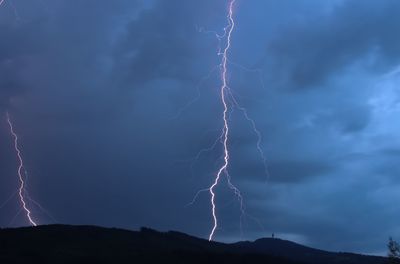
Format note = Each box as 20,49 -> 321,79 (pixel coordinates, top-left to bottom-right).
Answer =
1,0 -> 400,255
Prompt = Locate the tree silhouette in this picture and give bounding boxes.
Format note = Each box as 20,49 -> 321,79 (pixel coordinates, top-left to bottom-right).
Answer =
388,237 -> 400,263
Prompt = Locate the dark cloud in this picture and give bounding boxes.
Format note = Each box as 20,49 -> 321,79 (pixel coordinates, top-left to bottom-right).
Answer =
311,104 -> 372,134
0,20 -> 46,107
111,0 -> 226,87
266,0 -> 400,90
1,0 -> 400,256
0,0 -> 141,114
266,159 -> 333,184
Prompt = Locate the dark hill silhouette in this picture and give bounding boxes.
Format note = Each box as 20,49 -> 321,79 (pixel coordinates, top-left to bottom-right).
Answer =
0,225 -> 386,264
234,238 -> 385,264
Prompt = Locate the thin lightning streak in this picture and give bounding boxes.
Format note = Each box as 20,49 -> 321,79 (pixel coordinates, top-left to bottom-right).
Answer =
9,207 -> 23,226
227,90 -> 270,181
171,65 -> 219,120
8,0 -> 20,21
188,0 -> 268,240
6,112 -> 37,226
0,0 -> 20,20
225,93 -> 268,237
179,105 -> 235,176
22,170 -> 56,223
186,133 -> 223,179
208,0 -> 238,241
228,59 -> 266,98
224,59 -> 270,181
186,187 -> 210,207
0,190 -> 17,210
21,170 -> 55,222
25,192 -> 57,223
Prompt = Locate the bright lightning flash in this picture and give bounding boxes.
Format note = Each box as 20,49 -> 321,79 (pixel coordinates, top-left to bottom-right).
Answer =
208,0 -> 240,241
6,112 -> 37,226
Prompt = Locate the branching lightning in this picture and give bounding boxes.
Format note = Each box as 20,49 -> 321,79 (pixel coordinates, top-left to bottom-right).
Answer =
181,0 -> 269,241
171,66 -> 219,120
183,0 -> 268,241
6,112 -> 37,226
208,0 -> 238,241
227,89 -> 270,182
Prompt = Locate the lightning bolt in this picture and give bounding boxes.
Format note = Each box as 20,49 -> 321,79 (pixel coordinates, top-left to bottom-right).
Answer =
6,112 -> 37,226
204,0 -> 270,241
208,0 -> 238,241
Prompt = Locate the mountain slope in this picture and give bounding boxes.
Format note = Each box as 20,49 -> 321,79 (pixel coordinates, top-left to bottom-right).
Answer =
0,225 -> 387,264
234,238 -> 385,264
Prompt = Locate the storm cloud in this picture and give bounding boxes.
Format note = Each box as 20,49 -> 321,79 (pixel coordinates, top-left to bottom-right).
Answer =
1,0 -> 400,255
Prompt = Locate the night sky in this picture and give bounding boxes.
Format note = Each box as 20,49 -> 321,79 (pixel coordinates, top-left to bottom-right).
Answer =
1,0 -> 400,255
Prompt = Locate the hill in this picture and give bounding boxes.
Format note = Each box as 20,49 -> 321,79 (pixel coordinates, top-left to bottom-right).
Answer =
0,225 -> 387,264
